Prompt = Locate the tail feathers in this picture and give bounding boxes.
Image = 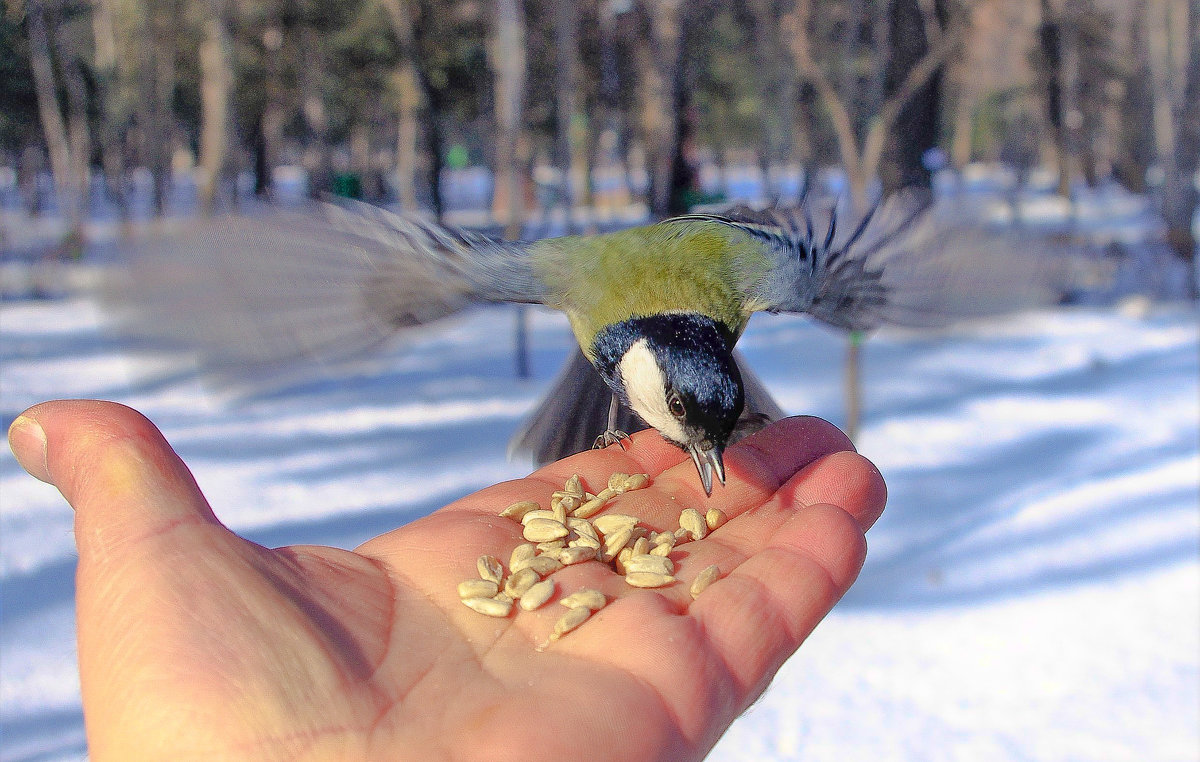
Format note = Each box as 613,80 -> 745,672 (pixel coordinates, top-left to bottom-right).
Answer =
105,203 -> 534,389
509,348 -> 784,466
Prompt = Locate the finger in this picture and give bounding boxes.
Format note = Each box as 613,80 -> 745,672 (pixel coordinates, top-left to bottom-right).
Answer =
641,416 -> 857,511
688,501 -> 866,699
787,450 -> 887,531
8,400 -> 220,553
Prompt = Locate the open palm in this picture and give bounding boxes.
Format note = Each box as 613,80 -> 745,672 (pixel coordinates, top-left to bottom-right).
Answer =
9,400 -> 885,761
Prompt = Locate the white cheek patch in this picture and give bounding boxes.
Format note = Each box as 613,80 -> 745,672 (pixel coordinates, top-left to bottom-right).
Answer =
618,339 -> 688,443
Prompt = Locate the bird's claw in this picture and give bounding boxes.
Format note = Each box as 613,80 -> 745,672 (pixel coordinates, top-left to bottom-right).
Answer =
592,430 -> 632,451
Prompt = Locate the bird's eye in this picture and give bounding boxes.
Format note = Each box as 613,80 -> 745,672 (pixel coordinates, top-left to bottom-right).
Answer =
667,393 -> 686,419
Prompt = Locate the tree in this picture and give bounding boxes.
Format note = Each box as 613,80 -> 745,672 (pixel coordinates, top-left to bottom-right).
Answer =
27,0 -> 90,252
782,0 -> 972,210
197,0 -> 232,215
782,0 -> 975,440
634,0 -> 682,218
1163,0 -> 1199,297
491,0 -> 527,236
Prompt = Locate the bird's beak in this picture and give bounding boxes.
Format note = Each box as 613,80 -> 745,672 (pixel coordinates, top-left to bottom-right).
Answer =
688,443 -> 726,496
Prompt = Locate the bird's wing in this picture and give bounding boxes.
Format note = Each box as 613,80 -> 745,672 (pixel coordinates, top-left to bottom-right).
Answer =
676,190 -> 1081,331
107,201 -> 547,386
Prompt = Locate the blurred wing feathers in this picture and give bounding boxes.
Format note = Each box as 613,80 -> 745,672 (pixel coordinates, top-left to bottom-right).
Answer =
681,190 -> 1081,331
107,202 -> 543,384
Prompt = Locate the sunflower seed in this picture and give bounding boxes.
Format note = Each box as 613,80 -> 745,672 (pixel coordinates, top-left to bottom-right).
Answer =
520,509 -> 559,525
504,567 -> 540,598
592,513 -> 639,536
477,555 -> 504,585
571,498 -> 602,518
551,493 -> 580,516
624,571 -> 677,588
550,605 -> 592,641
458,579 -> 500,599
499,500 -> 541,521
509,542 -> 537,570
705,508 -> 728,531
621,473 -> 649,492
536,540 -> 566,554
563,473 -> 584,497
519,579 -> 556,611
649,542 -> 673,557
523,518 -> 570,543
600,525 -> 633,562
690,564 -> 721,599
632,536 -> 650,556
624,554 -> 675,576
607,472 -> 631,492
513,554 -> 564,576
559,545 -> 598,565
559,588 -> 607,610
614,546 -> 633,575
462,596 -> 512,617
679,508 -> 708,541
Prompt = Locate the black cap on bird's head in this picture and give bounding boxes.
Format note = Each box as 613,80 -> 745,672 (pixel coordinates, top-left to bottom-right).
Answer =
593,313 -> 744,495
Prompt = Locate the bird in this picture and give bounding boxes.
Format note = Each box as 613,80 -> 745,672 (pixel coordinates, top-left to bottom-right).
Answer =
111,190 -> 1069,495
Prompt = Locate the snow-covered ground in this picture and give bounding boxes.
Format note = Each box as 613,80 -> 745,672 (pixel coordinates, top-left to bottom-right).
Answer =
2,278 -> 1196,760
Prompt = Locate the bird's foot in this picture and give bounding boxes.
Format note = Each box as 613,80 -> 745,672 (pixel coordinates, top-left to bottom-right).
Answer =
592,430 -> 633,451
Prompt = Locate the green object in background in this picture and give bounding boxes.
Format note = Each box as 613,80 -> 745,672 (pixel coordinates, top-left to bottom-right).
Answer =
332,173 -> 362,199
446,144 -> 469,170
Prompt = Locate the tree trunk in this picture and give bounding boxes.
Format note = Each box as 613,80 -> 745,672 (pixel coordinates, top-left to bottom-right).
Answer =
554,0 -> 588,219
880,0 -> 944,194
637,0 -> 683,218
198,4 -> 233,216
144,1 -> 179,215
91,0 -> 131,232
1164,0 -> 1199,297
28,0 -> 86,253
377,0 -> 424,211
393,64 -> 421,211
1114,0 -> 1156,193
492,0 -> 527,238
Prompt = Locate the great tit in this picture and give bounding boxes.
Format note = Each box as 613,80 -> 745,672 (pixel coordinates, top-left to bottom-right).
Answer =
114,191 -> 1069,494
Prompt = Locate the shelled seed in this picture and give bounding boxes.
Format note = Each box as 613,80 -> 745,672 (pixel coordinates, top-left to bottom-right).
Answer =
624,572 -> 676,588
705,508 -> 728,531
477,555 -> 504,585
679,508 -> 708,541
504,567 -> 540,598
462,597 -> 512,617
690,564 -> 721,599
510,542 -> 537,570
559,588 -> 607,610
523,518 -> 569,543
593,513 -> 639,536
624,554 -> 675,576
559,545 -> 598,565
519,579 -> 556,611
499,500 -> 540,521
457,579 -> 500,599
513,555 -> 564,576
550,605 -> 591,641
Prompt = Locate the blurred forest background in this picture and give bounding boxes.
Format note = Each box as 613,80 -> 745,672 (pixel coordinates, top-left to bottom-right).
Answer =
0,0 -> 1197,292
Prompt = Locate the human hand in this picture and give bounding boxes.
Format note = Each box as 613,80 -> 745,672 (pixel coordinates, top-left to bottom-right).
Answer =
8,400 -> 885,761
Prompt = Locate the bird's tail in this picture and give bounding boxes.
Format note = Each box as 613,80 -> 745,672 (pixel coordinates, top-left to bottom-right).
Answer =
509,347 -> 785,466
105,202 -> 535,388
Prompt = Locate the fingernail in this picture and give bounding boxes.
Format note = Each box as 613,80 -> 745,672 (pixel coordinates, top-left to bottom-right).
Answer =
8,415 -> 50,483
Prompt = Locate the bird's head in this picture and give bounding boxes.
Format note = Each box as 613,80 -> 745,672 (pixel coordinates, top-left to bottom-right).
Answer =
593,313 -> 744,495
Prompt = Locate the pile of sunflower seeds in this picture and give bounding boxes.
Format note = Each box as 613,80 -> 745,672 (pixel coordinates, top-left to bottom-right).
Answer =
456,471 -> 726,645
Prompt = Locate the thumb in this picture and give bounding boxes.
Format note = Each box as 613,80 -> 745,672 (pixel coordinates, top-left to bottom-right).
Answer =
8,400 -> 220,551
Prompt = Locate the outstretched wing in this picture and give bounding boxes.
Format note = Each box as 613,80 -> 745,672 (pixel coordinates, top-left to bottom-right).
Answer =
107,201 -> 547,385
676,190 -> 1079,331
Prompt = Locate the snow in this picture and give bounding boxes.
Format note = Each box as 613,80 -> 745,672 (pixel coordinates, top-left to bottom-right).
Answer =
2,282 -> 1196,760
